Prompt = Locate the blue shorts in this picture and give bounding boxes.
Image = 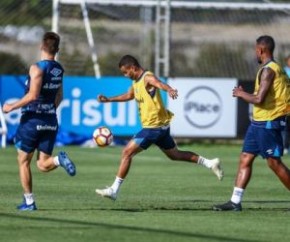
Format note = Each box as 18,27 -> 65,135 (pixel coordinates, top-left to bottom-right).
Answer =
243,124 -> 284,158
15,113 -> 58,155
133,125 -> 176,150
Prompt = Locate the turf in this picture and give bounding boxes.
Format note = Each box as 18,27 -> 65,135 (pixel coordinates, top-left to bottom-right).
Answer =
0,144 -> 289,242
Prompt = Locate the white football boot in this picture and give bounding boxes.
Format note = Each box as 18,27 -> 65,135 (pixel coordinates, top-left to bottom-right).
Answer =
211,158 -> 224,181
95,187 -> 117,201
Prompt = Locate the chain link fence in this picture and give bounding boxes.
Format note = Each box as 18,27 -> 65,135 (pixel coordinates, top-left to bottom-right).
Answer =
1,1 -> 290,79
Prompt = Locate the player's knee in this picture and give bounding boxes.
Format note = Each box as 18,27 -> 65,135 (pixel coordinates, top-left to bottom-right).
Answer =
166,152 -> 179,161
121,149 -> 136,165
122,147 -> 131,158
36,160 -> 49,172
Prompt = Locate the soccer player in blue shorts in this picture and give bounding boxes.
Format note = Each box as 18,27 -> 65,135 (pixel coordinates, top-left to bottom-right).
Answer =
2,32 -> 76,211
95,55 -> 224,201
213,35 -> 290,211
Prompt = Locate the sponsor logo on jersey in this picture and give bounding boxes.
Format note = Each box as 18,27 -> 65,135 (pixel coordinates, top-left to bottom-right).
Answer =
36,125 -> 57,131
266,149 -> 273,155
43,83 -> 61,89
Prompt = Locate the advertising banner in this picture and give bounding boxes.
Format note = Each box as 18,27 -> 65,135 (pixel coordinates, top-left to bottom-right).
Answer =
0,75 -> 142,142
168,78 -> 238,137
1,76 -> 239,143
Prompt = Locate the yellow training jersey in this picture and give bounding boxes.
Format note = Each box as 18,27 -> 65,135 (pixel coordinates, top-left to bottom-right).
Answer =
132,71 -> 173,128
253,61 -> 290,121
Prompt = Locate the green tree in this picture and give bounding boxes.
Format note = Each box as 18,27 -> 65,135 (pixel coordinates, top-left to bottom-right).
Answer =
0,52 -> 27,74
0,0 -> 51,25
192,44 -> 255,79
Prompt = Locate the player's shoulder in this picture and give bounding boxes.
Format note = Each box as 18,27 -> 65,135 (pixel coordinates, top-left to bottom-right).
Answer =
144,70 -> 154,77
260,63 -> 276,77
29,63 -> 43,74
143,71 -> 158,81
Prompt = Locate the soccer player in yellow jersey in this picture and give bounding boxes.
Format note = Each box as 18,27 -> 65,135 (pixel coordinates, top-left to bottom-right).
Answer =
213,35 -> 290,211
96,55 -> 224,200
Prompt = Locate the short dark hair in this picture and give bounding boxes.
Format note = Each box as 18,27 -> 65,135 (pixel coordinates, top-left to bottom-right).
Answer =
42,32 -> 60,55
256,35 -> 275,53
119,55 -> 140,68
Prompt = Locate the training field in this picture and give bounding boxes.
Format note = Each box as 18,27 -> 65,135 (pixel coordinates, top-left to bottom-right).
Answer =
0,144 -> 289,242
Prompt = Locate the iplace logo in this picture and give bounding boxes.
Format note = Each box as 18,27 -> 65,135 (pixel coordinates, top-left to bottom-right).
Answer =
184,86 -> 222,128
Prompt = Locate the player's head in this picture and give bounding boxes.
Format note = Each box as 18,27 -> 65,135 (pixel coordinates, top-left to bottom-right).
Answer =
41,32 -> 60,55
255,35 -> 275,64
119,55 -> 142,80
119,55 -> 140,69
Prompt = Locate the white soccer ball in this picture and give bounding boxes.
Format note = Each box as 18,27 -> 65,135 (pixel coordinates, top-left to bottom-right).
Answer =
93,127 -> 113,147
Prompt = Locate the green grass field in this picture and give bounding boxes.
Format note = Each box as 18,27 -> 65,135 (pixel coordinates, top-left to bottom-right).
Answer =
0,144 -> 289,242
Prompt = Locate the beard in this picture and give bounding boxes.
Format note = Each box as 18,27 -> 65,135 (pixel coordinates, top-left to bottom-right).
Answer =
257,57 -> 262,64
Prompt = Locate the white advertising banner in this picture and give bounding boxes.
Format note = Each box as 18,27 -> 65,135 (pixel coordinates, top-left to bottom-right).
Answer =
168,78 -> 238,138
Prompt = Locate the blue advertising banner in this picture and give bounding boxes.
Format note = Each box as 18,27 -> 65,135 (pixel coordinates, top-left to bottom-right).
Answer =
58,76 -> 141,137
0,75 -> 153,143
0,75 -> 27,141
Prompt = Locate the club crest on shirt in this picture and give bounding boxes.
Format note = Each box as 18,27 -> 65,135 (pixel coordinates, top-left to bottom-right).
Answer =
50,68 -> 62,81
50,68 -> 62,76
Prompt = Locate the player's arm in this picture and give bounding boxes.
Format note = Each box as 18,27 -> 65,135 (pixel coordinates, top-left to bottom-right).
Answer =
97,87 -> 134,103
2,64 -> 43,113
55,84 -> 63,108
233,67 -> 274,104
144,74 -> 178,99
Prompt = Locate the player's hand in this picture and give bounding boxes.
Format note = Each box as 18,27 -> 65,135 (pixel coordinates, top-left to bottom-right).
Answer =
97,95 -> 109,102
2,103 -> 13,113
168,89 -> 178,100
232,86 -> 244,97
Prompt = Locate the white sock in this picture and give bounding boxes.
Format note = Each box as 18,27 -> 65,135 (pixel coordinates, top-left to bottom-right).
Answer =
53,156 -> 60,166
24,193 -> 34,205
111,176 -> 124,193
197,156 -> 212,168
230,187 -> 244,204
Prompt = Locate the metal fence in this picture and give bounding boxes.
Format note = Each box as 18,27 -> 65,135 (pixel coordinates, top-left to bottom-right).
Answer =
1,1 -> 290,79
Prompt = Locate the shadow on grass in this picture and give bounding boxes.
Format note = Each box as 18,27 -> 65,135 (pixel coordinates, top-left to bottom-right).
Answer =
0,212 -> 258,242
244,200 -> 289,204
242,200 -> 289,211
212,200 -> 289,211
39,199 -> 290,212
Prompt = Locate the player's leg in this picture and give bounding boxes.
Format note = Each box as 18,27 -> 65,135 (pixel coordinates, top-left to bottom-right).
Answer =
36,119 -> 76,176
213,125 -> 278,211
36,150 -> 76,176
212,152 -> 255,212
17,149 -> 37,210
96,129 -> 151,200
14,115 -> 38,210
162,146 -> 224,180
156,127 -> 224,180
96,140 -> 143,200
262,128 -> 290,189
36,152 -> 57,172
17,150 -> 34,194
117,140 -> 143,179
213,125 -> 258,211
234,152 -> 256,188
267,157 -> 290,190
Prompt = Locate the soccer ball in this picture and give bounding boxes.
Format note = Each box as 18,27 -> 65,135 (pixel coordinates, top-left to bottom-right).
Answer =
93,127 -> 113,147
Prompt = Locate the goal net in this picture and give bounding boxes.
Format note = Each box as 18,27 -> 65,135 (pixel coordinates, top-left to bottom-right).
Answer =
55,1 -> 290,80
